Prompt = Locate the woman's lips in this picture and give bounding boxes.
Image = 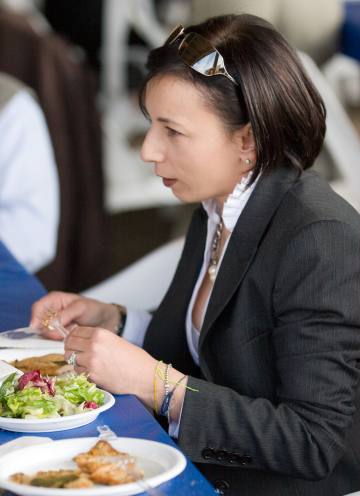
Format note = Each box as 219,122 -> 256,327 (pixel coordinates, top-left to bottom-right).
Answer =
162,178 -> 177,187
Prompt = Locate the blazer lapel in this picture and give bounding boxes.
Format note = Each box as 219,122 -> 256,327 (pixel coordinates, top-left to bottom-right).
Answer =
199,165 -> 299,349
143,205 -> 207,372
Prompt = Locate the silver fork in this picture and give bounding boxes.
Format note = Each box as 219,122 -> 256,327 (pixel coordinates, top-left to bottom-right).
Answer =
97,425 -> 166,496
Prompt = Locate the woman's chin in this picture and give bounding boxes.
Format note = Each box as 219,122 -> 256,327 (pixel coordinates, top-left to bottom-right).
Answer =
171,189 -> 196,204
171,191 -> 188,203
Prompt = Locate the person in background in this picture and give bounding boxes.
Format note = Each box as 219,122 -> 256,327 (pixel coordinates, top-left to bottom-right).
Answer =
0,72 -> 59,273
31,15 -> 360,496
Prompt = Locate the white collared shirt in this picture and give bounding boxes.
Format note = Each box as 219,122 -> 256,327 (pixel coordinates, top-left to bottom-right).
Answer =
186,172 -> 257,364
0,90 -> 59,272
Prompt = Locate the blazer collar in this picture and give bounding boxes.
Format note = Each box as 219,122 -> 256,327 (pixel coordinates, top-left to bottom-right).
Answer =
199,165 -> 300,349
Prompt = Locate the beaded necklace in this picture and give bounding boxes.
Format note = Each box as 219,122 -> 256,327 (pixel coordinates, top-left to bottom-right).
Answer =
208,218 -> 224,282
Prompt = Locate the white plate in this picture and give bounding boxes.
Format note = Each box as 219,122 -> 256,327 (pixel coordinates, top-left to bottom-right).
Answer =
0,328 -> 65,350
0,390 -> 115,432
0,436 -> 187,495
0,347 -> 64,362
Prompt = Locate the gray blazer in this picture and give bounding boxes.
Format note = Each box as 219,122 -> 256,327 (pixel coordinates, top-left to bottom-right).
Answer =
144,165 -> 360,496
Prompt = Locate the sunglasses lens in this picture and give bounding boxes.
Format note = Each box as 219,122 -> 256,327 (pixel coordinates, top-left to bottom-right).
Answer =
193,52 -> 227,77
179,33 -> 227,77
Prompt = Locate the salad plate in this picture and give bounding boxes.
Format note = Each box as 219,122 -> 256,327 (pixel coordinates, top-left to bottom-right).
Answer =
0,437 -> 187,495
0,372 -> 115,432
0,390 -> 114,432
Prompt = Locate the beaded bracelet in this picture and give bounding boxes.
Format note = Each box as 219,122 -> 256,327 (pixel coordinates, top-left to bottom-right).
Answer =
160,374 -> 187,422
159,362 -> 172,417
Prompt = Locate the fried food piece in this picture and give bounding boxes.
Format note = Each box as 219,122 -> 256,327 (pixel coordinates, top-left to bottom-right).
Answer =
77,440 -> 120,458
10,473 -> 32,485
74,440 -> 143,485
90,463 -> 141,485
10,353 -> 74,376
74,440 -> 129,472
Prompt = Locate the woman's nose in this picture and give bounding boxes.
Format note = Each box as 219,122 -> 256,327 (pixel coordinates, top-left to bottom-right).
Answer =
140,129 -> 164,164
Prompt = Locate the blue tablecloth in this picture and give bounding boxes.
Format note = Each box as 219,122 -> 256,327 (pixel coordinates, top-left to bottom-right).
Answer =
0,241 -> 216,495
0,241 -> 46,331
342,1 -> 360,61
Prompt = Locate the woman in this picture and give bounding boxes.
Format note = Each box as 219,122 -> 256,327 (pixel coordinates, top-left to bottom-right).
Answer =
31,14 -> 360,496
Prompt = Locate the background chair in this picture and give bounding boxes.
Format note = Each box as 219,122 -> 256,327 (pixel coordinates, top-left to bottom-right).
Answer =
300,51 -> 360,212
0,7 -> 105,291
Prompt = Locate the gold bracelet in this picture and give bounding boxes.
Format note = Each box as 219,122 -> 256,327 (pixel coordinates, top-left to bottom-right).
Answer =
153,360 -> 163,414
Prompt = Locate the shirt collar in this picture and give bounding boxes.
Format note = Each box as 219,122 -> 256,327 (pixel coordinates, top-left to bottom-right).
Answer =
202,171 -> 258,232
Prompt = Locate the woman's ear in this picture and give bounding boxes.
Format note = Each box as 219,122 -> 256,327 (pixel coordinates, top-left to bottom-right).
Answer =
233,123 -> 256,170
234,123 -> 255,152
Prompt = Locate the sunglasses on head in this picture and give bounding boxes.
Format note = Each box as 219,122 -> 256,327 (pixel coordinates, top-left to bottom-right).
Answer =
165,24 -> 238,86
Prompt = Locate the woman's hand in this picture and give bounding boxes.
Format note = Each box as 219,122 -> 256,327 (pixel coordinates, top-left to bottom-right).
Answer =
64,326 -> 157,405
64,326 -> 187,417
30,292 -> 119,340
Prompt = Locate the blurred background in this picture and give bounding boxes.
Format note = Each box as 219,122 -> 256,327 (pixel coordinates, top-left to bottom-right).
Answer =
0,0 -> 359,295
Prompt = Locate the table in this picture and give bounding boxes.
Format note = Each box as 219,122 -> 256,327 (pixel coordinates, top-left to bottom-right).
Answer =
0,241 -> 216,495
341,1 -> 360,62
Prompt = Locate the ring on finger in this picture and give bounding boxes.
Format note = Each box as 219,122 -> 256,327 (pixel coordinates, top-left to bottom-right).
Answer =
67,351 -> 78,367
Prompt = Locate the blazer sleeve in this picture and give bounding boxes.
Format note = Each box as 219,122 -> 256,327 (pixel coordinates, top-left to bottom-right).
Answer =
178,219 -> 360,480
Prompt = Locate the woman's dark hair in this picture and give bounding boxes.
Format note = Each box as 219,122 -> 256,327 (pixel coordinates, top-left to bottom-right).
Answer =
139,14 -> 326,184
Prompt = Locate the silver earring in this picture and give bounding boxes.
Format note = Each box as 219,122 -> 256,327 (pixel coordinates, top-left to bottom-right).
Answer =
244,158 -> 252,165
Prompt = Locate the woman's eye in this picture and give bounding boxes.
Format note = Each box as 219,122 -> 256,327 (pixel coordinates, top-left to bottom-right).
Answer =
166,126 -> 182,137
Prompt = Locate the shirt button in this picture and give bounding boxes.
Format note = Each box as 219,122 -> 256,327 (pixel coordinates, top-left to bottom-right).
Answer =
238,454 -> 252,465
228,453 -> 238,464
216,450 -> 227,461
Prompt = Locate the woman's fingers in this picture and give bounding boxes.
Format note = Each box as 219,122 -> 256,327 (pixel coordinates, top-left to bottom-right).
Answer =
32,294 -> 112,335
54,299 -> 89,329
64,328 -> 103,380
66,325 -> 95,342
30,291 -> 78,328
39,328 -> 65,341
31,294 -> 95,343
64,327 -> 113,384
65,326 -> 97,355
64,349 -> 88,375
